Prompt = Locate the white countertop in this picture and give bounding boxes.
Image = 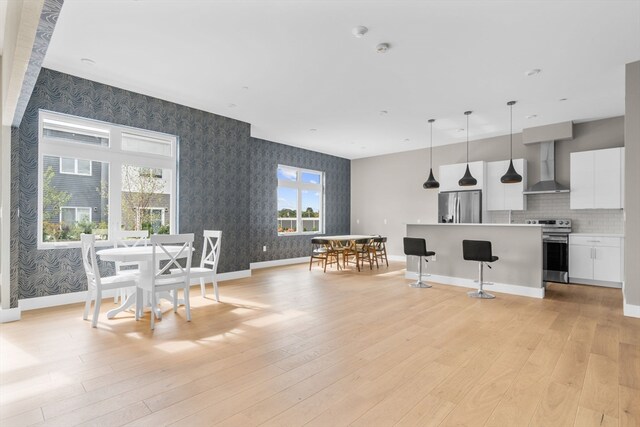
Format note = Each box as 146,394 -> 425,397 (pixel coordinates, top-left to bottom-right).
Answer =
406,223 -> 542,227
570,233 -> 624,238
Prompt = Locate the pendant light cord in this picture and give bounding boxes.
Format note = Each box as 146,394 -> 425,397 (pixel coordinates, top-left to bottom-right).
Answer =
430,121 -> 433,169
510,102 -> 513,159
466,114 -> 469,162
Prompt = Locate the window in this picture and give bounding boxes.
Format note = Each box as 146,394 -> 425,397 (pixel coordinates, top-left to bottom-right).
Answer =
38,111 -> 177,248
59,157 -> 92,176
277,165 -> 324,235
60,207 -> 92,224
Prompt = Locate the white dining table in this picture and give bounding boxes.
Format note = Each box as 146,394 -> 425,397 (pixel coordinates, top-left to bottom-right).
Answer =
97,245 -> 192,319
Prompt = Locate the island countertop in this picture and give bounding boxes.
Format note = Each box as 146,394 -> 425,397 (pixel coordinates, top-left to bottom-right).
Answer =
405,223 -> 542,227
406,223 -> 544,298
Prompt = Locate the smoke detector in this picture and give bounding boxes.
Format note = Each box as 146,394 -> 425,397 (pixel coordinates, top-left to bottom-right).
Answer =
376,43 -> 390,53
352,26 -> 368,38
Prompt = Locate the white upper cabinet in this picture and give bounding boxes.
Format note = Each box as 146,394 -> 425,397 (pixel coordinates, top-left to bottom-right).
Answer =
486,159 -> 527,211
570,147 -> 625,209
439,161 -> 485,192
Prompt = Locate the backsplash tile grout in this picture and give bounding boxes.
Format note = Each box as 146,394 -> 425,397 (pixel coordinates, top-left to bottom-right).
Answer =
485,193 -> 624,234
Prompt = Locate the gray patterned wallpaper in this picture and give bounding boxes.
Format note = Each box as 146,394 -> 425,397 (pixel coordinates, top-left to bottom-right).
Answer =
250,138 -> 350,263
10,69 -> 350,306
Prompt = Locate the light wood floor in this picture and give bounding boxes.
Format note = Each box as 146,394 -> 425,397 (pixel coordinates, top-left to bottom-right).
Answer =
1,261 -> 639,427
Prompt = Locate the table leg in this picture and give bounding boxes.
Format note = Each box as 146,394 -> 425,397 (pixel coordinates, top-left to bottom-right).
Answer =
106,289 -> 136,319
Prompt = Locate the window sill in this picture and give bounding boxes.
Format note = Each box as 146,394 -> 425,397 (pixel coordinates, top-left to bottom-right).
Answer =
38,240 -> 112,250
278,232 -> 323,237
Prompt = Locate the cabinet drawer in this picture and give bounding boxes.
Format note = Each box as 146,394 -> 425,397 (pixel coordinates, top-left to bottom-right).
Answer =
570,236 -> 621,247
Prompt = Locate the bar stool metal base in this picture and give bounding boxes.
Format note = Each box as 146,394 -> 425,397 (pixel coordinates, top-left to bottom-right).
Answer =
467,289 -> 495,299
468,262 -> 495,299
410,280 -> 432,288
409,256 -> 432,288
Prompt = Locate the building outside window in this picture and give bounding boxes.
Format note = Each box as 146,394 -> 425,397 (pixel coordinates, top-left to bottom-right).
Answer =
38,111 -> 177,247
277,165 -> 324,235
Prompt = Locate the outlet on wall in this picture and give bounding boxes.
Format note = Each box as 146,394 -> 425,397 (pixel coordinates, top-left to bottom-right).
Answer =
384,218 -> 387,225
262,245 -> 267,252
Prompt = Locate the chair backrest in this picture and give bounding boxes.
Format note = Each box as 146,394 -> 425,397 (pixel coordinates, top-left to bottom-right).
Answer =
312,238 -> 330,245
200,230 -> 222,272
403,237 -> 428,257
80,233 -> 100,285
114,230 -> 149,248
462,240 -> 493,262
113,230 -> 150,271
151,234 -> 194,288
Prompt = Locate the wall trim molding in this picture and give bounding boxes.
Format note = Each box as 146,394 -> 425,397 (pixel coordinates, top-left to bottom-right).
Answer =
217,270 -> 251,281
20,289 -> 121,311
404,272 -> 545,299
17,268 -> 252,312
250,257 -> 309,270
0,307 -> 22,323
623,302 -> 640,318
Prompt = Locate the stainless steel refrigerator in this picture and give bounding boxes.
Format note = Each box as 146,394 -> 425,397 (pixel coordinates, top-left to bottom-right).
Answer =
438,190 -> 482,223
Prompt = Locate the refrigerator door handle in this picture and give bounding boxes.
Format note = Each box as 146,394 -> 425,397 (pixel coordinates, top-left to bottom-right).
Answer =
456,195 -> 460,223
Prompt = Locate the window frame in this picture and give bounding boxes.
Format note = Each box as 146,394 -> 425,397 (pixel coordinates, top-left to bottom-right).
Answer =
277,165 -> 324,236
60,206 -> 93,224
38,110 -> 178,249
59,157 -> 93,176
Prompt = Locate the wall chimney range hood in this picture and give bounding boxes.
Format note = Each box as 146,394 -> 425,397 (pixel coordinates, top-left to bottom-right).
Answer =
523,141 -> 569,194
522,121 -> 573,195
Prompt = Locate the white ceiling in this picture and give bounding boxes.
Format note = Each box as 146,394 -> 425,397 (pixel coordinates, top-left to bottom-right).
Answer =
43,0 -> 640,159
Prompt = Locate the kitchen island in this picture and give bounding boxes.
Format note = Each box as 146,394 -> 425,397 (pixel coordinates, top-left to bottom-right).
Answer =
406,223 -> 544,298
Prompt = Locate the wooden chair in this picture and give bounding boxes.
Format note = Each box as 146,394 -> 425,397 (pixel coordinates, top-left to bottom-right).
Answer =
112,230 -> 149,303
370,236 -> 389,267
139,234 -> 194,330
343,238 -> 374,272
186,230 -> 222,299
80,234 -> 138,328
309,238 -> 340,272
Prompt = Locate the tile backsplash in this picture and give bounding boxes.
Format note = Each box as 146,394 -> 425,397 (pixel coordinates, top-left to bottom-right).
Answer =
485,193 -> 624,234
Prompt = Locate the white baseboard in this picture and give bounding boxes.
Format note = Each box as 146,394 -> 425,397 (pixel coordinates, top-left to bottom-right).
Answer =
405,272 -> 545,299
0,307 -> 21,323
623,302 -> 640,318
19,288 -> 120,311
217,269 -> 251,281
250,257 -> 308,270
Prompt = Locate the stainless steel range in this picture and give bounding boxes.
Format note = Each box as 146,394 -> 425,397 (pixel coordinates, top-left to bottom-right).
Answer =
525,219 -> 572,283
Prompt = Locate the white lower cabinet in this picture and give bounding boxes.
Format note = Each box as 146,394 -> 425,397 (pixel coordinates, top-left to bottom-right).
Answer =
569,235 -> 623,288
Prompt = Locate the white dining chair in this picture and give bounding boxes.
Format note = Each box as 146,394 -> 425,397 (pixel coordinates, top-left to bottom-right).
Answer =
139,233 -> 194,330
191,230 -> 222,300
112,230 -> 149,303
80,234 -> 138,328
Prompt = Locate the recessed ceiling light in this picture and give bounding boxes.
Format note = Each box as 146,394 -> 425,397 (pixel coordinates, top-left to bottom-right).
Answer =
242,86 -> 249,90
525,68 -> 542,76
309,128 -> 317,132
376,43 -> 390,53
80,58 -> 96,66
228,103 -> 237,108
559,98 -> 568,101
526,114 -> 538,119
352,26 -> 368,38
379,110 -> 388,116
404,138 -> 410,143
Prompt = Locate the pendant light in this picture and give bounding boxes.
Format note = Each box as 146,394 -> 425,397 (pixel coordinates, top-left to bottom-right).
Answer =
423,119 -> 440,189
500,100 -> 523,183
458,111 -> 477,186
